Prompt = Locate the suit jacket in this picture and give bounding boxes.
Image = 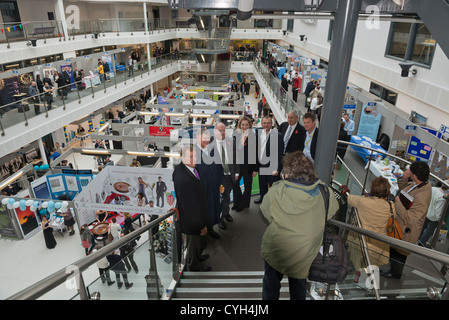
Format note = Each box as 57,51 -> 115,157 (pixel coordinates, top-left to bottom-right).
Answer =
302,127 -> 319,161
156,181 -> 167,195
194,144 -> 221,225
278,122 -> 306,155
173,163 -> 209,235
234,129 -> 258,176
256,128 -> 284,175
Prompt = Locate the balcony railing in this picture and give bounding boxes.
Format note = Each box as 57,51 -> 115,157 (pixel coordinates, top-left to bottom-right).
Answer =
0,52 -> 197,136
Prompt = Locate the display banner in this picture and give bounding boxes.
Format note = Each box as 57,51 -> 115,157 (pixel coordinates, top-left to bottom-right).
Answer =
149,126 -> 174,137
0,204 -> 20,239
74,166 -> 175,227
357,102 -> 381,141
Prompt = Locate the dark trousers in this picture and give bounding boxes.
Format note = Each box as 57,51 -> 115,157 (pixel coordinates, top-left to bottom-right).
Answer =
156,193 -> 164,207
124,252 -> 138,272
292,88 -> 298,102
114,270 -> 131,285
258,173 -> 280,199
99,268 -> 113,283
233,173 -> 252,209
221,175 -> 234,219
186,234 -> 207,271
262,260 -> 307,300
390,247 -> 407,278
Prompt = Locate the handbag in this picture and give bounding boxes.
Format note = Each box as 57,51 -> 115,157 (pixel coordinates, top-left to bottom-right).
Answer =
308,184 -> 349,284
386,200 -> 402,240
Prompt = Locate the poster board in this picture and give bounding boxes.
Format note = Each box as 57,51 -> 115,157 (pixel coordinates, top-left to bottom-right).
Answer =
356,102 -> 382,141
73,166 -> 175,227
406,127 -> 441,163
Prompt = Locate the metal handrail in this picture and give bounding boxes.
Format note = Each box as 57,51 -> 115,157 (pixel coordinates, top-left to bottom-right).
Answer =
7,209 -> 179,300
329,218 -> 449,267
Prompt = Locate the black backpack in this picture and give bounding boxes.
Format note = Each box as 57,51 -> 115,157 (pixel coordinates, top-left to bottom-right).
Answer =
308,184 -> 349,285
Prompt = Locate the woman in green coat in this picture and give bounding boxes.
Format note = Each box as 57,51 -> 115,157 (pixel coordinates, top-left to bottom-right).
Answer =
261,151 -> 339,300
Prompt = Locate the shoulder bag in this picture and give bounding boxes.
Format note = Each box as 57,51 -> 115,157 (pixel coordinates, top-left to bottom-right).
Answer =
308,184 -> 349,284
386,200 -> 402,240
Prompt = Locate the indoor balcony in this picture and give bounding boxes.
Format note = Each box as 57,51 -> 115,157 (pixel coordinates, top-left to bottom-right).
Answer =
0,17 -> 283,64
0,52 -> 192,157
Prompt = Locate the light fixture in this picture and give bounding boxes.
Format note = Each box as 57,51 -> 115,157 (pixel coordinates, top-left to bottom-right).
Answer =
201,54 -> 205,62
81,149 -> 110,155
0,171 -> 24,190
127,151 -> 156,157
399,62 -> 417,77
182,91 -> 199,95
174,76 -> 181,82
147,96 -> 157,104
299,35 -> 307,41
213,92 -> 230,95
165,112 -> 186,117
139,111 -> 160,116
191,113 -> 211,118
164,152 -> 181,158
219,114 -> 241,119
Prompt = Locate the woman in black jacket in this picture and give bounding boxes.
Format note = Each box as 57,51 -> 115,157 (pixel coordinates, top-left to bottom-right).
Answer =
233,116 -> 258,212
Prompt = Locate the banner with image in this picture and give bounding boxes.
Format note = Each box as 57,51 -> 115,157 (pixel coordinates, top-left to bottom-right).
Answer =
74,166 -> 175,227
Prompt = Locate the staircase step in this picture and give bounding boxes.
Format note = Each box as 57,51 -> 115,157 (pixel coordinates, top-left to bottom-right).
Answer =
172,271 -> 291,299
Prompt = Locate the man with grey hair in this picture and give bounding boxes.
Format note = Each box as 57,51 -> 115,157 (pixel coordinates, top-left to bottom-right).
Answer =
278,110 -> 306,155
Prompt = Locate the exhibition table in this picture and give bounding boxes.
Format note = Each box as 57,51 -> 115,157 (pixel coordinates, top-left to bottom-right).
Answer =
365,160 -> 403,195
82,75 -> 101,88
350,135 -> 387,163
49,214 -> 65,237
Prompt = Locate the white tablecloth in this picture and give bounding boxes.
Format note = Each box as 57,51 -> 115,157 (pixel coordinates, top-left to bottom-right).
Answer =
365,160 -> 403,195
83,75 -> 101,88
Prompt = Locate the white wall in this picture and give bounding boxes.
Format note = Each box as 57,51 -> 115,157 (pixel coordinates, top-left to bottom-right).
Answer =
284,18 -> 449,130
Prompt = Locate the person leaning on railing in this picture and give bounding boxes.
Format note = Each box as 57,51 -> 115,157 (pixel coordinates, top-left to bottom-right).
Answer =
340,177 -> 394,282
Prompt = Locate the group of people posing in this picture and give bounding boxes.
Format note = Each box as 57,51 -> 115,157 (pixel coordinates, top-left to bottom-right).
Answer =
173,110 -> 320,274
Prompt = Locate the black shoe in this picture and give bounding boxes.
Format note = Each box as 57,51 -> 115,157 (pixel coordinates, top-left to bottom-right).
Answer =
236,207 -> 244,212
107,281 -> 115,286
200,254 -> 209,262
117,282 -> 123,289
125,283 -> 134,289
225,214 -> 233,222
219,221 -> 227,230
254,197 -> 263,204
201,266 -> 212,272
231,205 -> 238,210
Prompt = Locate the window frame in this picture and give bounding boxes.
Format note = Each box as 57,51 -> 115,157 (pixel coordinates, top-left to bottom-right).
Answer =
385,21 -> 436,69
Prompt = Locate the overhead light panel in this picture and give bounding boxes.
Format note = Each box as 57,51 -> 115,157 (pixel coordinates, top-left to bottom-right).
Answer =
127,151 -> 156,157
82,149 -> 110,155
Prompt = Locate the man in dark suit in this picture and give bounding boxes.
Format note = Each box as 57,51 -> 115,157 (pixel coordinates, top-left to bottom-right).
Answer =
301,112 -> 319,162
173,145 -> 211,272
208,122 -> 238,229
156,176 -> 167,207
304,80 -> 316,109
194,127 -> 221,239
254,115 -> 284,204
278,110 -> 306,155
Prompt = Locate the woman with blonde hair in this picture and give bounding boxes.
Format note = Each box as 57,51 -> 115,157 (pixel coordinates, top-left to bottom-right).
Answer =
233,116 -> 257,212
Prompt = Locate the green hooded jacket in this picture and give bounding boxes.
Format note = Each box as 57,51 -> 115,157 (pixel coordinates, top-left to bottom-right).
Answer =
260,178 -> 339,279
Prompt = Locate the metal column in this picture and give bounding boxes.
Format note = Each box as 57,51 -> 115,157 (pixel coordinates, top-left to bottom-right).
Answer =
314,0 -> 361,185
